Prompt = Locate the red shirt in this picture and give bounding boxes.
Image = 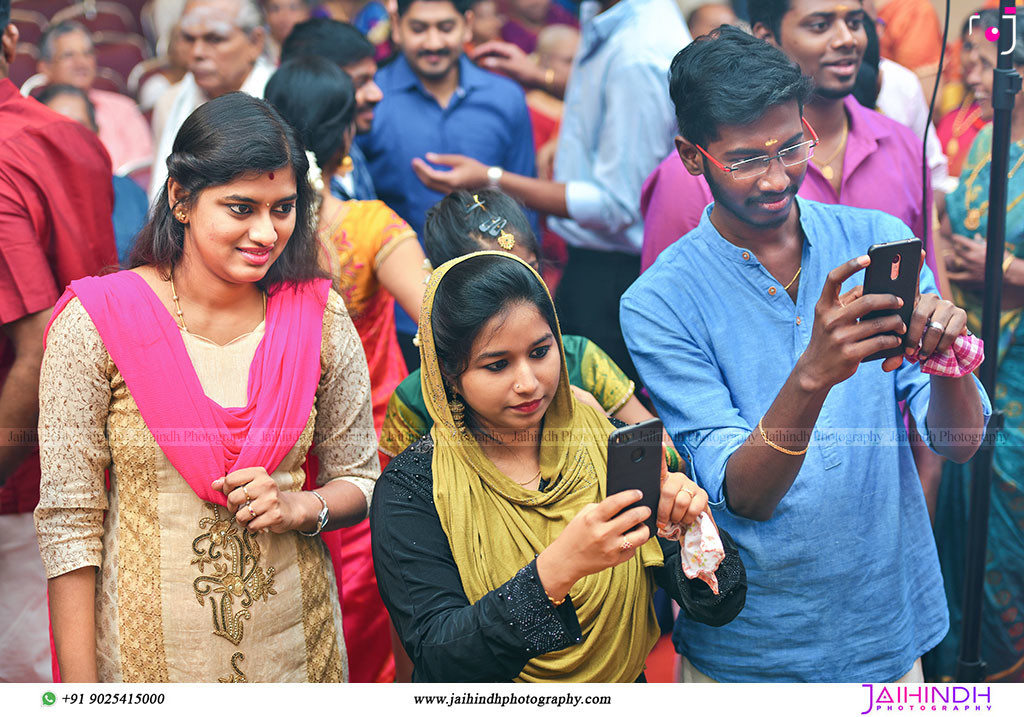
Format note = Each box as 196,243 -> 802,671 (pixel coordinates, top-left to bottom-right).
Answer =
0,78 -> 116,514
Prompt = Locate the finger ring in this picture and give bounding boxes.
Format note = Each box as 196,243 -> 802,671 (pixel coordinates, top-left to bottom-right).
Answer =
682,487 -> 696,499
242,485 -> 251,501
620,539 -> 633,552
927,320 -> 945,333
246,500 -> 256,520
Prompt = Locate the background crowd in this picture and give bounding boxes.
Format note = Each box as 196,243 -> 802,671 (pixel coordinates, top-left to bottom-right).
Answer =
0,0 -> 1020,685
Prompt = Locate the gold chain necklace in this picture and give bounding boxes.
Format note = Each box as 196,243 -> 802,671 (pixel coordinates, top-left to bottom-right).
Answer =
783,266 -> 801,291
812,118 -> 849,182
511,469 -> 543,487
947,100 -> 983,158
169,270 -> 189,333
168,270 -> 267,334
963,141 -> 1024,231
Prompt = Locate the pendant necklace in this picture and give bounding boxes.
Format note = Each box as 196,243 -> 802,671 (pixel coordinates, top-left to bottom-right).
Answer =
813,118 -> 849,182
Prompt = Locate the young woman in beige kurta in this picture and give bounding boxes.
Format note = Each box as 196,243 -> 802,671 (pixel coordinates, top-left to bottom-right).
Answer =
36,290 -> 378,682
35,94 -> 380,683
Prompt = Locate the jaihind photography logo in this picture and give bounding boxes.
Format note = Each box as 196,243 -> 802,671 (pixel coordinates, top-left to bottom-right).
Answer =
970,7 -> 1018,55
860,684 -> 994,713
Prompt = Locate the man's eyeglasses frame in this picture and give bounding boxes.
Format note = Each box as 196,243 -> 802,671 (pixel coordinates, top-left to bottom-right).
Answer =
695,117 -> 820,180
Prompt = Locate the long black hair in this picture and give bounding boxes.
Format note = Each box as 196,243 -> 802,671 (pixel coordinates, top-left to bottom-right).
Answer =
431,254 -> 559,411
423,189 -> 539,268
128,92 -> 324,291
265,55 -> 357,172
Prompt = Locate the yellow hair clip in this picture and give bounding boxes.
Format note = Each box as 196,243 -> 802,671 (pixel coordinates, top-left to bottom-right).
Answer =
497,230 -> 516,251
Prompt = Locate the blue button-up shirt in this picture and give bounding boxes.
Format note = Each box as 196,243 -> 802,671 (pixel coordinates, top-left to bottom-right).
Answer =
621,199 -> 991,682
358,53 -> 537,334
548,0 -> 689,254
358,53 -> 536,240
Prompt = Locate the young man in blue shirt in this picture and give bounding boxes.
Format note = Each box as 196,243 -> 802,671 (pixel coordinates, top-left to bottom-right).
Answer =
357,0 -> 536,366
621,27 -> 989,682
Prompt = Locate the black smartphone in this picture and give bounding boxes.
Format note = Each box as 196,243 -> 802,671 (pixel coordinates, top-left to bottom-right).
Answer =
606,418 -> 663,535
860,238 -> 922,362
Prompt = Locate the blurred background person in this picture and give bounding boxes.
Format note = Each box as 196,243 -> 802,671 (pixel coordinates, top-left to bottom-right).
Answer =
37,21 -> 152,175
0,0 -> 116,682
138,24 -> 191,114
526,23 -> 577,180
263,0 -> 313,62
935,9 -> 989,179
467,0 -> 505,51
685,1 -> 740,39
150,0 -> 273,201
501,0 -> 577,54
281,18 -> 383,201
312,0 -> 393,60
36,85 -> 148,266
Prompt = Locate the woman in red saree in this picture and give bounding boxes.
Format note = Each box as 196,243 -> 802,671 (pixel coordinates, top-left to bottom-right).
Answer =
35,93 -> 380,682
266,56 -> 428,682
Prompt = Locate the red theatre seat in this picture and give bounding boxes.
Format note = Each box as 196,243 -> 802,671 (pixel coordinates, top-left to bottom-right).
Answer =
51,2 -> 138,34
92,32 -> 150,85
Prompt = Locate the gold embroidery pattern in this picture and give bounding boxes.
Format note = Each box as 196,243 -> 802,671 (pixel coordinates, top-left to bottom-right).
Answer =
218,652 -> 247,683
192,504 -> 278,646
295,536 -> 344,682
109,384 -> 170,682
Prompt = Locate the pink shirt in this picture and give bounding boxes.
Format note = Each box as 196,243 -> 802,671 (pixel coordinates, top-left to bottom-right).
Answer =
640,95 -> 935,276
90,89 -> 153,173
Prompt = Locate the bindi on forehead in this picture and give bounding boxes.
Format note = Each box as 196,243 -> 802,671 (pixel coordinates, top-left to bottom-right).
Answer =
765,138 -> 779,147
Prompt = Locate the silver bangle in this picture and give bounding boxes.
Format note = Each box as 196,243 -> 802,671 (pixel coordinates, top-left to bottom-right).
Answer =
298,490 -> 329,537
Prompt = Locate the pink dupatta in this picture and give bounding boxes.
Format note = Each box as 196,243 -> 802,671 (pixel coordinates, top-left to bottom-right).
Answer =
44,271 -> 331,506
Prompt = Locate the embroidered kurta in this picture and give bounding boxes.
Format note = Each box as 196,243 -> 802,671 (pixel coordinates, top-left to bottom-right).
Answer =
35,290 -> 379,683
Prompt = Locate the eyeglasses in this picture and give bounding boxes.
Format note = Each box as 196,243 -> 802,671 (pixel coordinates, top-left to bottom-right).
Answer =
696,117 -> 820,180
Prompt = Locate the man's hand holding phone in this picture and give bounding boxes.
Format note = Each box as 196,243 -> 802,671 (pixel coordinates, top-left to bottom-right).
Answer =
794,255 -> 908,393
901,250 -> 969,363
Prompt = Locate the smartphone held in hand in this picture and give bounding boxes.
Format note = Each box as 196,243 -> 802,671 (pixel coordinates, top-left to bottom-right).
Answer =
861,238 -> 922,362
606,418 -> 663,534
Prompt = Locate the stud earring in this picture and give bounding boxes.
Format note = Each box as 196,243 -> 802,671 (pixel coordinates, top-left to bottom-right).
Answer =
175,210 -> 188,224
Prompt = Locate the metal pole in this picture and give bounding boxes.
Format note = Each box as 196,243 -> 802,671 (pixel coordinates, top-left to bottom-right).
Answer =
955,0 -> 1020,683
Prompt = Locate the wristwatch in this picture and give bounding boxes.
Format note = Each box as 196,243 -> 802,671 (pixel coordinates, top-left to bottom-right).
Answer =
298,490 -> 329,537
487,165 -> 504,188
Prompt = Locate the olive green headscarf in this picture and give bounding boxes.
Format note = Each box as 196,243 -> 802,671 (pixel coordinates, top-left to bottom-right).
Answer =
418,251 -> 662,683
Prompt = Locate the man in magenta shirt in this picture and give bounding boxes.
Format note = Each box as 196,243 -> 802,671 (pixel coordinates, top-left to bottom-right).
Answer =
641,0 -> 934,277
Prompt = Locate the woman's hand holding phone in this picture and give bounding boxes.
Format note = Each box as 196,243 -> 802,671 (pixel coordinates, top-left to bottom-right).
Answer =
657,444 -> 708,530
536,490 -> 652,601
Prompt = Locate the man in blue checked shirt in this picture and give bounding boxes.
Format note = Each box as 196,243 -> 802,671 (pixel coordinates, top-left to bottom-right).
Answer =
621,27 -> 989,683
358,0 -> 537,367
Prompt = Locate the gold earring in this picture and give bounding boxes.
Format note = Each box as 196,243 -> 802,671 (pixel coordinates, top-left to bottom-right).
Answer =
175,210 -> 188,224
340,156 -> 354,174
449,395 -> 467,435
